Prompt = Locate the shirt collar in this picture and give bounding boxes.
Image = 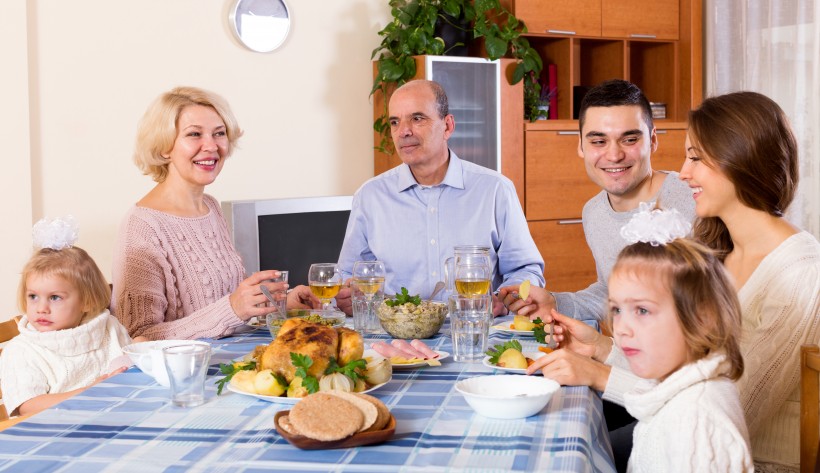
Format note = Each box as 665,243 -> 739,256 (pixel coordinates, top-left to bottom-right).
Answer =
395,149 -> 466,193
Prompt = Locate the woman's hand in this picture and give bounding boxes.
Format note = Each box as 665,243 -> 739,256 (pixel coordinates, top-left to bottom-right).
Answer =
526,349 -> 611,391
498,285 -> 556,320
287,285 -> 321,310
550,309 -> 612,361
229,270 -> 287,321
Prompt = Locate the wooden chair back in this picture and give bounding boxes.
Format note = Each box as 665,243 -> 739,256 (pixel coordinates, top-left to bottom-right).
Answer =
0,316 -> 22,422
802,344 -> 820,473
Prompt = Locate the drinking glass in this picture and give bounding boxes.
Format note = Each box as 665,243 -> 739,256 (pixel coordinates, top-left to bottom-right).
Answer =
163,343 -> 212,407
308,263 -> 342,310
264,270 -> 289,337
352,260 -> 386,335
449,294 -> 491,362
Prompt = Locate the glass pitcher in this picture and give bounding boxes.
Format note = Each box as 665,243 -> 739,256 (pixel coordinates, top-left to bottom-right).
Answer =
443,245 -> 492,298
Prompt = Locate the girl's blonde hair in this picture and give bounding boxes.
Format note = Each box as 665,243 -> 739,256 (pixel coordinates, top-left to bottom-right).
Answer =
612,238 -> 744,380
133,86 -> 243,182
18,247 -> 111,317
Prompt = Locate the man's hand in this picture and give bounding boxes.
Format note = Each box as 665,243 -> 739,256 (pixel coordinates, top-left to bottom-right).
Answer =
498,284 -> 555,320
287,285 -> 321,310
334,279 -> 353,315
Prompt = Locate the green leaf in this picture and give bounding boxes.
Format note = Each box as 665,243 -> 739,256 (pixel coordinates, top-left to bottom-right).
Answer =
484,36 -> 508,59
485,340 -> 523,365
214,360 -> 257,395
532,317 -> 548,344
324,356 -> 367,382
290,352 -> 319,394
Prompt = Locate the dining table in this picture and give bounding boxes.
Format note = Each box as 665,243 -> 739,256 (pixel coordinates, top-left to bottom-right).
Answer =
0,315 -> 616,473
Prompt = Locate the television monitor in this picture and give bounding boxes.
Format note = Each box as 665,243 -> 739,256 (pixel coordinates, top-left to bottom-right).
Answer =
221,196 -> 353,286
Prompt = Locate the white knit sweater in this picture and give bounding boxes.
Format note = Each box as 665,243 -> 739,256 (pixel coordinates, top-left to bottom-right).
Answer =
736,231 -> 820,470
0,310 -> 132,416
617,349 -> 754,473
604,231 -> 820,471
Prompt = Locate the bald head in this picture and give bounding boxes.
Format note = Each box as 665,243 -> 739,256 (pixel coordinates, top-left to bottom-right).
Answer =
392,80 -> 449,119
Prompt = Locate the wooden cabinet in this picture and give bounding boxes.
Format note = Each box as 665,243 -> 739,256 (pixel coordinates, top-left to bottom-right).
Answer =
529,220 -> 596,292
513,0 -> 601,36
653,128 -> 688,173
602,0 -> 680,40
525,129 -> 598,221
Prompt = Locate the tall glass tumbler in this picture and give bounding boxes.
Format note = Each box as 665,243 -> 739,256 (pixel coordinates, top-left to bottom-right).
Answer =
449,294 -> 492,362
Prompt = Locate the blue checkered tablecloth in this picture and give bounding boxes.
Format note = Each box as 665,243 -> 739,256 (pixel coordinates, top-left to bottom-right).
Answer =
0,317 -> 615,473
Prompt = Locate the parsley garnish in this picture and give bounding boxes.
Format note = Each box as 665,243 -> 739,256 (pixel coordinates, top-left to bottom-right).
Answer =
485,340 -> 523,365
324,357 -> 367,382
532,317 -> 548,344
215,360 -> 257,395
290,353 -> 319,394
385,287 -> 422,307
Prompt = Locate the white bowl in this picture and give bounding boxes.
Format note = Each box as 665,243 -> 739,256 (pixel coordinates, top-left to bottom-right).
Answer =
122,340 -> 210,386
455,375 -> 560,419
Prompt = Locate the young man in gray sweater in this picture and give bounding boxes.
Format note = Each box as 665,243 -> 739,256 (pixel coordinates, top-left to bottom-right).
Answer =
500,79 -> 696,473
502,78 -> 695,321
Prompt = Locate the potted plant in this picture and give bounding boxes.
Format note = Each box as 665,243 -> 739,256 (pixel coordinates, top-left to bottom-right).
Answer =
371,0 -> 543,154
535,80 -> 557,120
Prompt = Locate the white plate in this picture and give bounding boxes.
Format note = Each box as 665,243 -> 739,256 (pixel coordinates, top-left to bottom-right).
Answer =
364,348 -> 449,370
491,324 -> 536,336
482,351 -> 546,374
226,379 -> 390,404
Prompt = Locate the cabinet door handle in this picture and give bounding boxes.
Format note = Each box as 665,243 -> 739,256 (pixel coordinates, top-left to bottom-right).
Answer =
548,29 -> 576,35
655,130 -> 667,134
557,131 -> 580,135
558,219 -> 584,225
630,34 -> 657,39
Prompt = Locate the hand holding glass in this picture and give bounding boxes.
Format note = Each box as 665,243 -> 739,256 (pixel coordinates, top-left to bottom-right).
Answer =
308,263 -> 342,310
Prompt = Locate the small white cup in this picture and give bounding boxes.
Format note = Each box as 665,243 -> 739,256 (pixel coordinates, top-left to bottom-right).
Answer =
122,340 -> 210,387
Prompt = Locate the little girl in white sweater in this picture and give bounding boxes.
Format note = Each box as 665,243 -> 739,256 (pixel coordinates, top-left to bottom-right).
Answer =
536,205 -> 754,472
0,217 -> 141,417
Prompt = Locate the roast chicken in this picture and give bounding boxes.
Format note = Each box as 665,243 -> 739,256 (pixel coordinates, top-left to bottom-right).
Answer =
257,318 -> 364,383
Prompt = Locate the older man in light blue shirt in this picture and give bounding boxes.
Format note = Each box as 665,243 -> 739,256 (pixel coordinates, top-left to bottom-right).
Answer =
336,80 -> 543,316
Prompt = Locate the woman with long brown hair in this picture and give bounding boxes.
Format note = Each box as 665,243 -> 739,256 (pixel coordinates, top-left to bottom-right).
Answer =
680,91 -> 820,472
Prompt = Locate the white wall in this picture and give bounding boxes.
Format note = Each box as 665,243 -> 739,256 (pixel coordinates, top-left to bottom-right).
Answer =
0,0 -> 392,317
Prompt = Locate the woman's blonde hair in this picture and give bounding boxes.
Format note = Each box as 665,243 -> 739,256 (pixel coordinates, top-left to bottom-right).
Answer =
133,86 -> 243,182
612,238 -> 744,380
18,247 -> 111,317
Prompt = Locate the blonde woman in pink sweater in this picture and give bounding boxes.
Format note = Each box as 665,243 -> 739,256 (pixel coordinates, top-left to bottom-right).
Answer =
112,87 -> 318,340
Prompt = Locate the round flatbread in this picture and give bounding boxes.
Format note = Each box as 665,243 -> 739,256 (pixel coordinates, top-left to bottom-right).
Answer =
277,414 -> 301,436
352,392 -> 391,432
325,391 -> 379,433
289,393 -> 363,441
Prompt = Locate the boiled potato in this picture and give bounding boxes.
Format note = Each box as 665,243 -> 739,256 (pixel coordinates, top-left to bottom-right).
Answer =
230,370 -> 257,394
497,348 -> 528,369
513,315 -> 536,331
287,376 -> 309,398
254,369 -> 286,397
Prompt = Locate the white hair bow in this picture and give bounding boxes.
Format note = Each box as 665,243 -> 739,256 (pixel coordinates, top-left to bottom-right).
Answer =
32,215 -> 79,250
620,202 -> 691,246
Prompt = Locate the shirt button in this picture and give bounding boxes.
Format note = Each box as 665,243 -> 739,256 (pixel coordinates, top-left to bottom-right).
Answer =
432,271 -> 437,276
430,239 -> 436,245
429,207 -> 436,213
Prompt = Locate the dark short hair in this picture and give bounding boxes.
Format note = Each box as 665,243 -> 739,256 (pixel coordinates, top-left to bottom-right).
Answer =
578,79 -> 654,133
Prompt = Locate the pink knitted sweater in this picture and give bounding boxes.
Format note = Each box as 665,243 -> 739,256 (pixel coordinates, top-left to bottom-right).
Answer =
111,194 -> 247,340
